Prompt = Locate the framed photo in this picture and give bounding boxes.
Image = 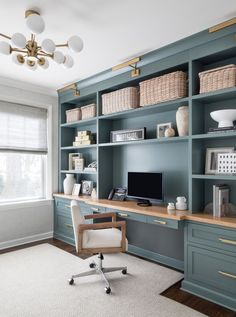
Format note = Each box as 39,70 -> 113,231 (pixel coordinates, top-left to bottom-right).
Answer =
157,122 -> 173,138
68,153 -> 83,170
81,180 -> 93,195
205,147 -> 234,174
72,184 -> 81,196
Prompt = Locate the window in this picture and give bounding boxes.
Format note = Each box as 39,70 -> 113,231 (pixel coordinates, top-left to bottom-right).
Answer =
0,101 -> 48,203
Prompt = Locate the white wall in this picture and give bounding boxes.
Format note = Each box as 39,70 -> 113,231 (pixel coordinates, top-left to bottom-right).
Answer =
0,78 -> 58,249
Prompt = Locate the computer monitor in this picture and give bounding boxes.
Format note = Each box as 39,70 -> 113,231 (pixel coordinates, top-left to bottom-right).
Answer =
127,172 -> 163,206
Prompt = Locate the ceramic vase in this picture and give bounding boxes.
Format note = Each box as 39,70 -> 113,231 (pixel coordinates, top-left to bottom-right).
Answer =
176,106 -> 189,136
63,174 -> 76,195
91,188 -> 97,199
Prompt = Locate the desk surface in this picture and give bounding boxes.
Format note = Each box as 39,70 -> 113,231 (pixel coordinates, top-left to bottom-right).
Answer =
53,193 -> 236,229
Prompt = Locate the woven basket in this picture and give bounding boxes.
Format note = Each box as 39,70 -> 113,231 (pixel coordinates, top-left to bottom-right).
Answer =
102,87 -> 139,115
81,103 -> 96,120
199,64 -> 236,94
139,71 -> 187,107
66,108 -> 81,123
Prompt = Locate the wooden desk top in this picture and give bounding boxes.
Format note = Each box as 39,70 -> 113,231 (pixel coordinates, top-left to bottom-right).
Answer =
53,193 -> 236,229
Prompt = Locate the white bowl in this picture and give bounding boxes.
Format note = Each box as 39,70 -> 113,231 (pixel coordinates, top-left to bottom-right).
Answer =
210,109 -> 236,128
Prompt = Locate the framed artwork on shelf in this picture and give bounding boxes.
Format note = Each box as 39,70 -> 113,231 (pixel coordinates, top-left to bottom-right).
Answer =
81,180 -> 93,195
68,153 -> 83,170
205,147 -> 234,174
157,122 -> 173,138
72,184 -> 81,196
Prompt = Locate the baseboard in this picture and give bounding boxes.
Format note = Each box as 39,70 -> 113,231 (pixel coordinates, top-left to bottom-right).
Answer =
0,232 -> 53,250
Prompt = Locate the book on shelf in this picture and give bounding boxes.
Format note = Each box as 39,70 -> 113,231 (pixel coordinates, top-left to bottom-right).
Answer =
213,184 -> 229,217
208,126 -> 236,133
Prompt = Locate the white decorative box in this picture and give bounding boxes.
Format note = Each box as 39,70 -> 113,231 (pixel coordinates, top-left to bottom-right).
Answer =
217,153 -> 236,174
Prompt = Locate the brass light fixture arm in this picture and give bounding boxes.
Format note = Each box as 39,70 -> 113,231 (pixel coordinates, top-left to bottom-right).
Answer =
112,57 -> 141,77
11,48 -> 28,54
55,43 -> 68,48
57,83 -> 80,96
0,33 -> 11,40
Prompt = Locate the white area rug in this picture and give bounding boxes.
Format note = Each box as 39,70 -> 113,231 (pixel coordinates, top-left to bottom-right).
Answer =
0,244 -> 205,317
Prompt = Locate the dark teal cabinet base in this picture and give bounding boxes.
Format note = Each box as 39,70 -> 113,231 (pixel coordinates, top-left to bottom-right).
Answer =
181,280 -> 236,311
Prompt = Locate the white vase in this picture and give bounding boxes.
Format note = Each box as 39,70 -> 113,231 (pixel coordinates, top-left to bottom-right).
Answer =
176,106 -> 189,136
63,174 -> 76,195
91,188 -> 97,199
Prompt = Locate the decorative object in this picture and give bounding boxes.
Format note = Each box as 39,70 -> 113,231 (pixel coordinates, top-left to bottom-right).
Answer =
157,123 -> 173,138
81,104 -> 96,120
213,184 -> 230,217
81,180 -> 93,195
102,87 -> 139,115
84,161 -> 97,172
164,127 -> 175,138
74,158 -> 84,172
0,9 -> 83,70
72,184 -> 81,196
176,197 -> 187,210
210,109 -> 236,128
68,153 -> 83,170
111,128 -> 146,143
199,64 -> 236,93
73,130 -> 95,146
139,71 -> 187,107
205,147 -> 234,174
176,106 -> 189,136
218,153 -> 236,174
66,108 -> 81,123
63,174 -> 76,195
91,187 -> 97,199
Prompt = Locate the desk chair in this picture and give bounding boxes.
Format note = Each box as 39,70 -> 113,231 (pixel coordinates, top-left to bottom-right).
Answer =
68,200 -> 128,294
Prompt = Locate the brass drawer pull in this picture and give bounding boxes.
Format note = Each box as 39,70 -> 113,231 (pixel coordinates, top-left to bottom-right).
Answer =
153,220 -> 167,225
219,238 -> 236,246
218,270 -> 236,280
65,224 -> 73,229
91,207 -> 99,211
118,213 -> 128,217
65,205 -> 71,208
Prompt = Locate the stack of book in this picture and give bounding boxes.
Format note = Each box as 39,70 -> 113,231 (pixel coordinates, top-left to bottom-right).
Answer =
73,130 -> 95,146
208,126 -> 236,134
213,184 -> 229,217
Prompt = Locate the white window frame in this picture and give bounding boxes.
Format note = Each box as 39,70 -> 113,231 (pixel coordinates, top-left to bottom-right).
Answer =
0,95 -> 53,210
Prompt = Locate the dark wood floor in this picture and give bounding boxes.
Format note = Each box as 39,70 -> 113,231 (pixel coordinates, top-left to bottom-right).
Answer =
1,238 -> 235,317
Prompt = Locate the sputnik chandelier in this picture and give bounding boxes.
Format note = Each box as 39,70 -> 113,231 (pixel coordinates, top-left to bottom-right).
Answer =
0,9 -> 83,70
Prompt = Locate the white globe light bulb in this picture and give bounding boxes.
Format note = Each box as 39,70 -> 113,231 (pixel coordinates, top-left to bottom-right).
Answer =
63,55 -> 74,68
67,35 -> 83,53
11,33 -> 26,49
53,51 -> 64,64
0,41 -> 11,55
26,13 -> 45,34
12,54 -> 25,65
26,59 -> 37,71
41,38 -> 55,54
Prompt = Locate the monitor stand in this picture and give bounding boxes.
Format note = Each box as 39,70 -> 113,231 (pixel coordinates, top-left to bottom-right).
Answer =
137,199 -> 152,207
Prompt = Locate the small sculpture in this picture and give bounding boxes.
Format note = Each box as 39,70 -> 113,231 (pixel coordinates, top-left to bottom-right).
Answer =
164,127 -> 175,137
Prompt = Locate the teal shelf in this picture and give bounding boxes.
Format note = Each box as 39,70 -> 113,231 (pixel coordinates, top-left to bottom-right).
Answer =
60,144 -> 97,150
99,136 -> 189,147
192,87 -> 236,103
192,174 -> 236,181
61,117 -> 97,128
98,97 -> 189,120
192,131 -> 236,140
60,170 -> 97,175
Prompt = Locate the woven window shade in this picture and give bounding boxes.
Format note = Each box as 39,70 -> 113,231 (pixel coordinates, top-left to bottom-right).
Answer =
0,101 -> 48,153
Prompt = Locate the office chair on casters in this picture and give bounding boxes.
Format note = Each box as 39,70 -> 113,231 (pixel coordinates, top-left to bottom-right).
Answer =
68,200 -> 128,294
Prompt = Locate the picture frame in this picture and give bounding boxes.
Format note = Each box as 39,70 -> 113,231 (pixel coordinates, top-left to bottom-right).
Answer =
81,180 -> 93,195
157,122 -> 173,138
205,147 -> 234,174
68,153 -> 83,170
72,183 -> 81,196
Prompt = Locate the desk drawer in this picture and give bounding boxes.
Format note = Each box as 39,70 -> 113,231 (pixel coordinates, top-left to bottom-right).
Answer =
86,204 -> 106,214
55,198 -> 71,213
110,209 -> 146,223
187,222 -> 236,254
147,215 -> 180,229
187,245 -> 236,296
54,213 -> 74,238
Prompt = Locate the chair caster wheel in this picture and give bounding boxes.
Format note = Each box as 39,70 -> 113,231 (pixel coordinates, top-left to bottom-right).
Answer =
68,278 -> 74,285
122,269 -> 127,275
89,263 -> 96,268
105,287 -> 111,294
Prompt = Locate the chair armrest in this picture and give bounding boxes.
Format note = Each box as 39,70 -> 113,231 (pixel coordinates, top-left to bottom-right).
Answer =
79,220 -> 125,231
84,212 -> 116,222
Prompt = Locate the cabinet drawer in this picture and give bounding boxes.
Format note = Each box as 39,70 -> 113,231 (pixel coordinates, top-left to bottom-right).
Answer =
147,215 -> 180,229
112,209 -> 146,223
187,245 -> 236,296
55,198 -> 71,213
54,213 -> 74,239
187,222 -> 236,254
86,204 -> 106,214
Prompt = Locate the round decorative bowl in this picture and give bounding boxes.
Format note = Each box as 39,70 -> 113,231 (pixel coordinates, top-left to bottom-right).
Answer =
210,109 -> 236,128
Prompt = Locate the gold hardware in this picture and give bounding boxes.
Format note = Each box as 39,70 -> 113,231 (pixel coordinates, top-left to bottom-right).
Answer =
91,207 -> 99,211
65,205 -> 71,208
25,9 -> 40,18
118,213 -> 128,217
57,83 -> 80,96
218,270 -> 236,280
209,18 -> 236,33
219,238 -> 236,246
65,223 -> 73,229
0,33 -> 11,40
153,220 -> 167,225
112,57 -> 141,77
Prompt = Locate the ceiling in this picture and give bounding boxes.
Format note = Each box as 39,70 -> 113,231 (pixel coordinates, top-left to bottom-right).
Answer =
0,0 -> 235,94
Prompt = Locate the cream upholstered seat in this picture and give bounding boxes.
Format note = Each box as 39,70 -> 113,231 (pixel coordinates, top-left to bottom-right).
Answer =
68,200 -> 128,294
